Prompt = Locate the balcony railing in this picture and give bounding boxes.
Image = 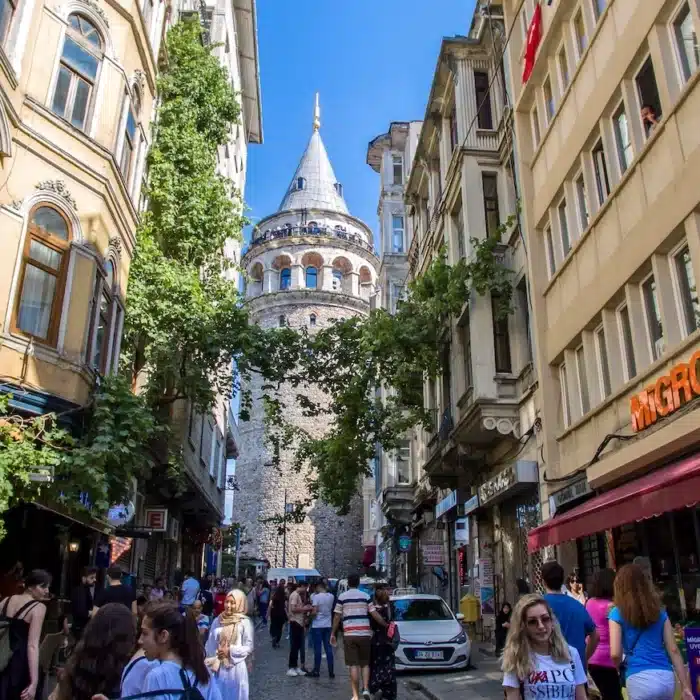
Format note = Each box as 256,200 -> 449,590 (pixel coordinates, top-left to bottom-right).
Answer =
246,224 -> 375,255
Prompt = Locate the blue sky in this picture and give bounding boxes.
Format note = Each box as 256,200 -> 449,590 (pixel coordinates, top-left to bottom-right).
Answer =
242,0 -> 477,248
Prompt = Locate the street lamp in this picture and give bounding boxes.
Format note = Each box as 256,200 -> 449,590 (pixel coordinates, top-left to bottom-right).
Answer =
282,491 -> 295,568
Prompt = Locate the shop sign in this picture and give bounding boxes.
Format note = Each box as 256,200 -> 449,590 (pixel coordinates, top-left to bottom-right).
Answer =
435,490 -> 458,519
478,461 -> 538,506
630,351 -> 700,432
144,508 -> 168,531
398,534 -> 412,552
479,556 -> 495,615
684,628 -> 700,700
549,478 -> 591,516
422,544 -> 443,565
464,494 -> 480,515
455,517 -> 469,544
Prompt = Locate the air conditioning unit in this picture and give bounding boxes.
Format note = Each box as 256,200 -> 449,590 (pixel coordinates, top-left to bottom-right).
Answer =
166,516 -> 180,542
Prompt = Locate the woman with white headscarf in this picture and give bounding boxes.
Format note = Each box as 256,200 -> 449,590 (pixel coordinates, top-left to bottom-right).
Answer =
205,589 -> 254,700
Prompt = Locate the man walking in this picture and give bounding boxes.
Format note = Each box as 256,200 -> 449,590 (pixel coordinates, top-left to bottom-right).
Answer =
331,573 -> 385,700
309,580 -> 335,678
180,570 -> 200,611
542,560 -> 599,669
287,581 -> 312,676
92,565 -> 137,615
70,566 -> 97,640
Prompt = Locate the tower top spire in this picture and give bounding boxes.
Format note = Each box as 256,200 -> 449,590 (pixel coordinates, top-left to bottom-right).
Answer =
313,92 -> 321,132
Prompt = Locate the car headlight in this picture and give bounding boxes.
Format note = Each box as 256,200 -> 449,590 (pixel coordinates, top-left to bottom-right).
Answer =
449,631 -> 467,644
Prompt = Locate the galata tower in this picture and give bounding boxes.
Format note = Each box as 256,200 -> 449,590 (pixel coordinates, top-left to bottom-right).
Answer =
233,96 -> 379,576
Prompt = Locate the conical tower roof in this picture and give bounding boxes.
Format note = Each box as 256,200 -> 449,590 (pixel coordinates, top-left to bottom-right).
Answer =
278,94 -> 349,215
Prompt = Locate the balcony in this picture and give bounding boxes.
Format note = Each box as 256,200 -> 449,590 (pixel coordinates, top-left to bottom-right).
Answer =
381,484 -> 415,525
422,408 -> 461,488
245,224 -> 375,255
453,391 -> 521,449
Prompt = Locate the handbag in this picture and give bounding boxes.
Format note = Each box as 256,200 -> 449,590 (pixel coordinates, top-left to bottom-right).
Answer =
619,630 -> 643,688
386,622 -> 400,651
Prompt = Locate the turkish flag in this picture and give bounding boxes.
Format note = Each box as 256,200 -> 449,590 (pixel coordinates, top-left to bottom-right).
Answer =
522,2 -> 543,84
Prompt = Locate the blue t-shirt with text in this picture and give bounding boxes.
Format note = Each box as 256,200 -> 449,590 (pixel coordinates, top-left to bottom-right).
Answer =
544,593 -> 596,669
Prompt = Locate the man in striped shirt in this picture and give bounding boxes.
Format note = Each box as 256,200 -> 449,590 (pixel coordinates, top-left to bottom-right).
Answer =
331,574 -> 387,700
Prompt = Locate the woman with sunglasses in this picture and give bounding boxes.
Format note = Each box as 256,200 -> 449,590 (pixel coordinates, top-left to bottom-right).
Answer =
567,571 -> 587,606
502,594 -> 587,700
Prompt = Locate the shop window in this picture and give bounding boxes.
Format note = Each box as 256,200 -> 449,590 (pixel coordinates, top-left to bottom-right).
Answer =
674,507 -> 700,620
545,225 -> 557,279
613,103 -> 633,175
575,344 -> 590,414
575,173 -> 589,233
474,71 -> 493,130
14,205 -> 71,345
617,302 -> 637,380
592,140 -> 611,205
492,295 -> 512,373
673,245 -> 700,336
673,3 -> 699,84
543,75 -> 555,123
595,325 -> 612,399
51,14 -> 103,131
558,198 -> 571,257
642,274 -> 664,361
643,516 -> 681,620
280,267 -> 291,290
482,173 -> 500,238
636,57 -> 662,139
559,362 -> 571,428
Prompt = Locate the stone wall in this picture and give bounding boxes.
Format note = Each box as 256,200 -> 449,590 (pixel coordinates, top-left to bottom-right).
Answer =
232,293 -> 367,578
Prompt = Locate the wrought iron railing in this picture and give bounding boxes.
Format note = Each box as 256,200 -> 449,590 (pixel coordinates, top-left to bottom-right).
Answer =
246,224 -> 375,255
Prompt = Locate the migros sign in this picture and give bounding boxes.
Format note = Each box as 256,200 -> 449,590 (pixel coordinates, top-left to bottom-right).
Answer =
630,350 -> 700,432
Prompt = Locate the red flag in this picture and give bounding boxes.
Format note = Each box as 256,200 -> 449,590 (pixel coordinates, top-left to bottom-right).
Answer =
522,2 -> 543,84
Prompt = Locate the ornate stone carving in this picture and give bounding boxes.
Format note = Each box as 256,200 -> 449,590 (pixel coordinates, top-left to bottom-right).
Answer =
81,0 -> 109,27
9,199 -> 22,211
482,415 -> 520,438
108,236 -> 123,258
35,179 -> 77,211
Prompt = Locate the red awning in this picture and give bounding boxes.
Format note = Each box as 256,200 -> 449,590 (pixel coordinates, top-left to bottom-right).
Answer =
528,453 -> 700,553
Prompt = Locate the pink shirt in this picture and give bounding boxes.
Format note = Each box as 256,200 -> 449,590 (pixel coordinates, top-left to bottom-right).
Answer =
587,597 -> 614,668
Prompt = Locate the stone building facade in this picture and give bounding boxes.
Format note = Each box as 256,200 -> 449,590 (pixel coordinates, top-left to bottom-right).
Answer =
233,97 -> 378,577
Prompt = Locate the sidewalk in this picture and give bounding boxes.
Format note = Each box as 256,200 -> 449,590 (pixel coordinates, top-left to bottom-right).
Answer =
402,648 -> 503,700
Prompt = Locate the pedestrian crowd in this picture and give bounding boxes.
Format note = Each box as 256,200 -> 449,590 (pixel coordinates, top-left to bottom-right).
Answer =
500,560 -> 693,700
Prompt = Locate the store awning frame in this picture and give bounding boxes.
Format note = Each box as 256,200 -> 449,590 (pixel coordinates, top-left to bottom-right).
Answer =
528,453 -> 700,553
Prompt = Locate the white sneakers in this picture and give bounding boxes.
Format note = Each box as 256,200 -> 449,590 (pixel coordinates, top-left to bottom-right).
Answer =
286,668 -> 299,677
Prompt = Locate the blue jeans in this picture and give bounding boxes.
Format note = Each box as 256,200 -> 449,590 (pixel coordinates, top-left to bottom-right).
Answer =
311,627 -> 334,674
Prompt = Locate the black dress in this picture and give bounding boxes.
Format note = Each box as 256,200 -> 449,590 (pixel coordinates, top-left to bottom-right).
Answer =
369,604 -> 397,700
0,597 -> 42,700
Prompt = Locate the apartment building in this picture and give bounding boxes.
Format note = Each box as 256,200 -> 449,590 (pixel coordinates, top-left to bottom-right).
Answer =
404,2 -> 540,612
504,0 -> 700,622
365,120 -> 421,582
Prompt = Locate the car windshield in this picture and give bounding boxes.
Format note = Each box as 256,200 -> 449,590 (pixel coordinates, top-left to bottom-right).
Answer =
391,598 -> 453,621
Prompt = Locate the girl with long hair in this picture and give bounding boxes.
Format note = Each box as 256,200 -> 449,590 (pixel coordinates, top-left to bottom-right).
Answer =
0,569 -> 50,700
52,603 -> 135,700
587,569 -> 621,700
502,594 -> 587,700
139,602 -> 221,700
368,587 -> 396,700
204,589 -> 254,700
495,602 -> 512,656
269,584 -> 287,649
609,564 -> 692,700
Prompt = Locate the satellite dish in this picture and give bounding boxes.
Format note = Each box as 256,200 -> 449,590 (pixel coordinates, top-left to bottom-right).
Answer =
107,502 -> 135,528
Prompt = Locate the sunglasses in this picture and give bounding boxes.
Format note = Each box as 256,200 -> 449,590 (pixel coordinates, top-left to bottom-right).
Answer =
526,614 -> 552,628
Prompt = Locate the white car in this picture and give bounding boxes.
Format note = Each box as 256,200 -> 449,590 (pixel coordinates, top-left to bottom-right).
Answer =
390,593 -> 471,672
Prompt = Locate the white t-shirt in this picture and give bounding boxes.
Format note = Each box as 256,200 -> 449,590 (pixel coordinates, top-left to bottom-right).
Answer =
120,652 -> 158,697
311,592 -> 335,628
141,660 -> 222,700
503,646 -> 587,700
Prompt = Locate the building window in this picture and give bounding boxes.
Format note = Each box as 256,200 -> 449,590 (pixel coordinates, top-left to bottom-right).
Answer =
396,440 -> 411,485
119,98 -> 138,184
636,57 -> 662,138
617,303 -> 637,380
0,0 -> 17,45
613,104 -> 633,174
305,266 -> 318,289
88,261 -> 116,374
461,314 -> 472,390
452,202 -> 465,260
545,225 -> 557,278
334,182 -> 343,197
280,267 -> 291,290
575,344 -> 590,414
531,104 -> 541,147
558,199 -> 571,257
575,174 -> 589,233
492,295 -> 512,373
392,154 -> 403,185
642,275 -> 664,361
482,173 -> 500,237
449,103 -> 459,152
518,277 -> 533,364
560,362 -> 571,428
309,313 -> 316,327
141,0 -> 154,33
332,269 -> 343,291
296,176 -> 306,190
51,14 -> 103,131
474,71 -> 493,130
543,75 -> 555,122
673,3 -> 699,83
595,325 -> 612,399
558,45 -> 570,92
390,283 -> 404,314
592,0 -> 606,21
673,246 -> 700,336
278,315 -> 286,327
14,205 -> 71,345
392,215 -> 405,253
593,140 -> 611,205
574,10 -> 588,59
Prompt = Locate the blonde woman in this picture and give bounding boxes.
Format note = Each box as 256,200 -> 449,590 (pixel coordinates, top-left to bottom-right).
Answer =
502,594 -> 587,700
205,589 -> 254,700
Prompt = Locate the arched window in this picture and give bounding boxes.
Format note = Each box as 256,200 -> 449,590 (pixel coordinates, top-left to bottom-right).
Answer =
52,14 -> 103,131
296,177 -> 306,191
305,266 -> 318,289
278,315 -> 286,327
332,269 -> 342,291
280,268 -> 291,290
309,314 -> 317,327
14,205 -> 71,344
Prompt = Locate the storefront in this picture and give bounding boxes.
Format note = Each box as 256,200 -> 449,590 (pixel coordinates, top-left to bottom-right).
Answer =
530,451 -> 700,623
434,489 -> 467,609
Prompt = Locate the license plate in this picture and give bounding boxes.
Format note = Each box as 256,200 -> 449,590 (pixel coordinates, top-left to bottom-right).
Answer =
415,650 -> 444,660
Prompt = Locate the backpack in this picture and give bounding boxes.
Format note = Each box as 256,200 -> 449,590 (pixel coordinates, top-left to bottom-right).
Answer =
120,667 -> 205,700
0,597 -> 40,673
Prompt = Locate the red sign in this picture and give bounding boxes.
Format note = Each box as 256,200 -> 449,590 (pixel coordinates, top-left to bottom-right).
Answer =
144,508 -> 168,531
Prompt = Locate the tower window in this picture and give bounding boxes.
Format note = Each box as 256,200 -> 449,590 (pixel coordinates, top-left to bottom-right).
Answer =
332,269 -> 343,291
335,182 -> 343,196
296,177 -> 306,191
309,314 -> 317,327
306,266 -> 318,289
280,268 -> 291,290
278,315 -> 286,327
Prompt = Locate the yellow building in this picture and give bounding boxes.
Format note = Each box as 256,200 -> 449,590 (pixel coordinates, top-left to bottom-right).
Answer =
504,0 -> 700,619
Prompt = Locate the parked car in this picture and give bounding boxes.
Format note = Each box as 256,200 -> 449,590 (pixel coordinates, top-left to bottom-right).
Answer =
390,593 -> 470,672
